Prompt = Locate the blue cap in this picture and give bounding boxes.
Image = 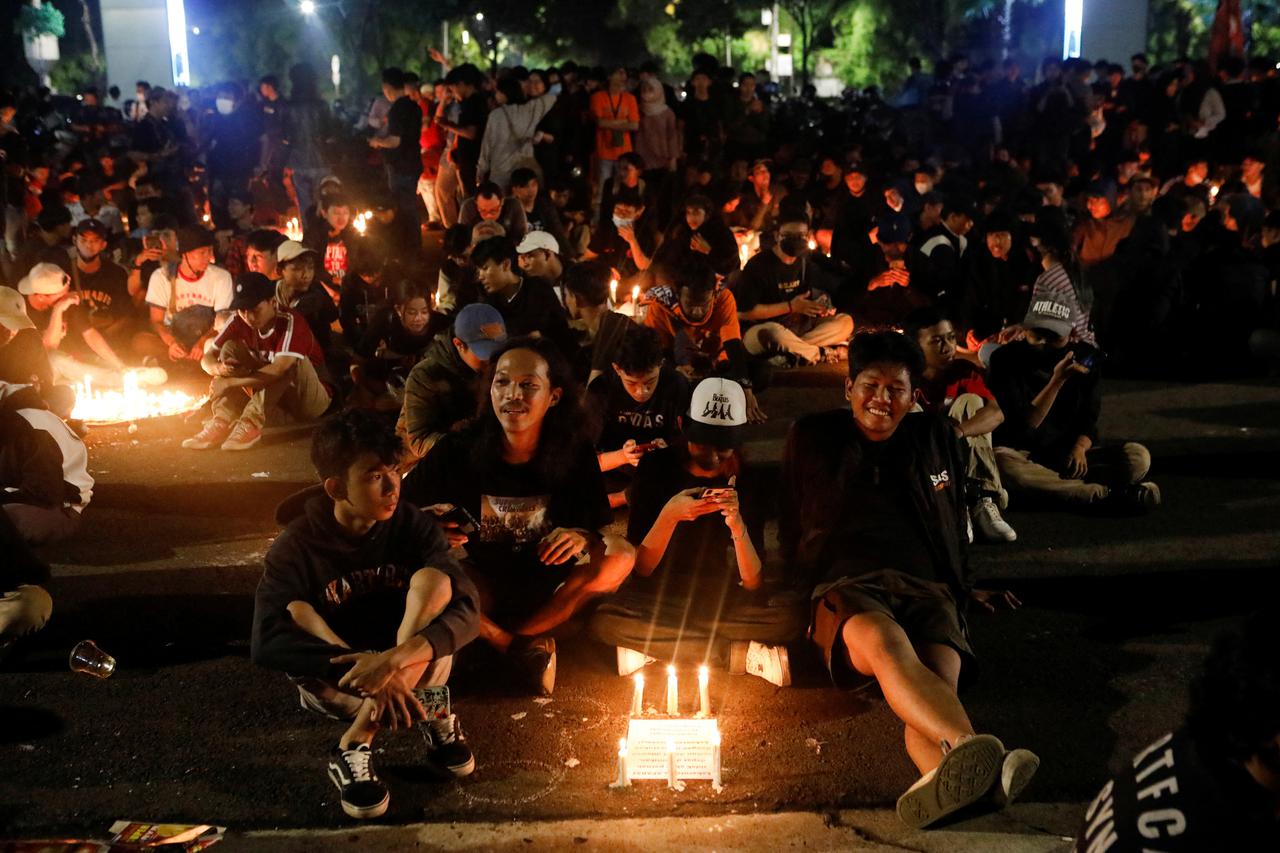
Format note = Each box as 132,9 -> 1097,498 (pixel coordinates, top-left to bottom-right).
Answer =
878,214 -> 913,245
453,303 -> 508,361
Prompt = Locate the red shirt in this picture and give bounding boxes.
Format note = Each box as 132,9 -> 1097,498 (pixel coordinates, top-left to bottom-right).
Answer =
917,359 -> 994,415
213,308 -> 325,372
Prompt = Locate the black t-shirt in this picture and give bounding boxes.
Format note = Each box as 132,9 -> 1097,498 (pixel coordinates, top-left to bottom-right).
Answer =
0,327 -> 54,389
625,448 -> 749,604
74,261 -> 133,325
357,306 -> 443,362
484,276 -> 575,356
736,250 -> 807,314
453,94 -> 489,172
1076,730 -> 1280,853
385,96 -> 423,176
586,365 -> 689,452
820,429 -> 937,584
29,302 -> 96,362
405,429 -> 612,574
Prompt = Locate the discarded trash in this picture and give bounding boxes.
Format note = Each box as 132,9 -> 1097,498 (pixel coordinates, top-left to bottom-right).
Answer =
251,471 -> 270,478
805,737 -> 826,755
69,640 -> 116,678
564,757 -> 580,768
127,423 -> 138,434
533,697 -> 553,706
510,711 -> 527,720
111,820 -> 226,851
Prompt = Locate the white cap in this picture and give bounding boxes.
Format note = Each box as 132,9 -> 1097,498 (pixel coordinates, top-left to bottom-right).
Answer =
17,262 -> 70,296
0,286 -> 35,332
685,377 -> 747,447
277,240 -> 317,264
516,230 -> 560,255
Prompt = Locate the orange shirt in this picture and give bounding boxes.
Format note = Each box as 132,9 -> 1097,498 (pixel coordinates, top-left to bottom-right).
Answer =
643,288 -> 741,366
590,89 -> 640,161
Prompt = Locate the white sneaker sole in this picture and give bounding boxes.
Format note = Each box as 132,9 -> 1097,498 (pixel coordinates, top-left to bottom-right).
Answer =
443,754 -> 477,777
992,748 -> 1040,808
896,734 -> 1005,829
328,768 -> 389,820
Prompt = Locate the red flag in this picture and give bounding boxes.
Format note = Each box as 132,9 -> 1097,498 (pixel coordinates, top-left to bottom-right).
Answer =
1209,0 -> 1245,72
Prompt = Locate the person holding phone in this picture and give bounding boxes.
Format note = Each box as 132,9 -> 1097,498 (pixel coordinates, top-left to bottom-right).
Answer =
590,377 -> 806,683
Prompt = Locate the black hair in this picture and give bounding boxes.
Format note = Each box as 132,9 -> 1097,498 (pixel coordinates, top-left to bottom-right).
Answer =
848,330 -> 926,388
395,279 -> 432,306
322,192 -> 351,210
1187,611 -> 1280,762
510,168 -> 538,188
613,325 -> 665,374
381,67 -> 406,89
902,305 -> 952,341
246,228 -> 288,254
1030,211 -> 1091,311
403,70 -> 420,86
259,74 -> 280,90
562,260 -> 610,307
311,410 -> 404,486
476,181 -> 503,201
471,335 -> 585,485
674,258 -> 716,299
443,224 -> 472,256
471,235 -> 518,270
496,76 -> 526,106
613,187 -> 644,209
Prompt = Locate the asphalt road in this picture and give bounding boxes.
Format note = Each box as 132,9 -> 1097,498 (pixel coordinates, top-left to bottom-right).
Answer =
2,367 -> 1278,840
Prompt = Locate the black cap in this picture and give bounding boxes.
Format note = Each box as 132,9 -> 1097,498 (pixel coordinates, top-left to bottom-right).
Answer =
74,218 -> 109,239
229,272 -> 277,310
177,226 -> 215,255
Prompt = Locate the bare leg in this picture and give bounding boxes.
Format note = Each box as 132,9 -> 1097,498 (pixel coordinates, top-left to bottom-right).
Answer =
512,535 -> 634,638
903,643 -> 965,773
842,613 -> 973,769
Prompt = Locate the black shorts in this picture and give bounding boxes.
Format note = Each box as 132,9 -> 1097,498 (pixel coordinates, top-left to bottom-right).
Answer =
465,557 -> 573,623
811,569 -> 974,691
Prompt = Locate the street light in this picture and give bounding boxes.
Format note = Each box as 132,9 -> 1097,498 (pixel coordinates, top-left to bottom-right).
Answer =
300,0 -> 316,15
475,12 -> 484,21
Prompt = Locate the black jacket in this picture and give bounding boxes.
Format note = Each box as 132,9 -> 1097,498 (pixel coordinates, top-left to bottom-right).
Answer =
250,493 -> 479,680
988,341 -> 1101,462
781,409 -> 972,599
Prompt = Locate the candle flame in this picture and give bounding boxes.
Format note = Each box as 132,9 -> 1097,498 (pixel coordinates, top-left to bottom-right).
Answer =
698,665 -> 709,684
632,285 -> 641,303
667,664 -> 676,677
71,371 -> 206,424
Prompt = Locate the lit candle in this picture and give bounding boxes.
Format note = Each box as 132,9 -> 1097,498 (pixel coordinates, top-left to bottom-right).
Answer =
807,237 -> 817,252
83,374 -> 92,400
711,727 -> 722,789
616,738 -> 630,787
666,664 -> 678,716
631,672 -> 644,717
609,278 -> 618,306
631,284 -> 640,305
666,738 -> 678,788
698,665 -> 710,718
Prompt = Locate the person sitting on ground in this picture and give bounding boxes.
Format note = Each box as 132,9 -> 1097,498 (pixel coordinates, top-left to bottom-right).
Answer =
651,193 -> 740,283
69,218 -> 136,356
244,228 -> 288,280
590,376 -> 806,681
458,182 -> 529,244
20,262 -> 161,388
471,235 -> 576,356
396,303 -> 507,469
515,231 -> 564,291
337,246 -> 394,351
643,259 -> 767,423
737,210 -> 855,366
276,240 -> 341,362
509,169 -> 570,258
140,226 -> 234,365
587,324 -> 690,509
356,280 -> 446,383
1076,610 -> 1280,852
584,187 -> 659,288
250,410 -> 480,821
305,193 -> 359,287
905,306 -> 1016,543
0,287 -> 60,414
183,272 -> 332,452
562,260 -> 633,386
782,330 -> 1038,830
988,298 -> 1160,512
403,336 -> 636,696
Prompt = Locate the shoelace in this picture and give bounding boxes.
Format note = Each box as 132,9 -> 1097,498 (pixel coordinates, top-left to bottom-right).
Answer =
344,746 -> 375,782
427,714 -> 458,745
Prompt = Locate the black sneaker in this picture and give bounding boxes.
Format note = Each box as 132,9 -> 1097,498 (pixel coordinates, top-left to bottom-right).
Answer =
509,635 -> 557,696
327,743 -> 389,819
421,713 -> 476,777
1104,481 -> 1162,515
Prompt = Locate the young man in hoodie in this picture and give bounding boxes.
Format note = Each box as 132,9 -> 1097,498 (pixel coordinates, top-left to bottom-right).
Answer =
0,380 -> 93,654
250,410 -> 480,820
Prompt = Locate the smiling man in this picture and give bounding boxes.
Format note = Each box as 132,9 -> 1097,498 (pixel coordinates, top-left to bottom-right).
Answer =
782,329 -> 1038,830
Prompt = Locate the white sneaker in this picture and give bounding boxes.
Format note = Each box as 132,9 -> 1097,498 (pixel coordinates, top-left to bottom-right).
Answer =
991,748 -> 1040,808
896,734 -> 1005,829
972,497 -> 1017,542
743,641 -> 790,687
135,367 -> 169,386
616,646 -> 655,677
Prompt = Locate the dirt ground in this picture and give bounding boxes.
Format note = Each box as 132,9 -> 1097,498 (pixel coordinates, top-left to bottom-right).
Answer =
2,368 -> 1278,839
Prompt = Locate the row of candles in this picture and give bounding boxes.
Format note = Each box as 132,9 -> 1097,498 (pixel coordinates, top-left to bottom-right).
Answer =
282,211 -> 375,242
614,729 -> 721,789
630,664 -> 711,718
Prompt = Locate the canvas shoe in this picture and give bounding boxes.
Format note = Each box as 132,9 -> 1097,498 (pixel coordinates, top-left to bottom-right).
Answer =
972,497 -> 1017,542
895,734 -> 1005,829
181,418 -> 232,450
420,713 -> 476,777
327,743 -> 389,819
730,641 -> 791,687
616,646 -> 656,677
991,748 -> 1040,808
220,419 -> 262,451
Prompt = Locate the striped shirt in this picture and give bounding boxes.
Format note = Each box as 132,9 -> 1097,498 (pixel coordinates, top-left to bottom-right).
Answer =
1031,263 -> 1095,345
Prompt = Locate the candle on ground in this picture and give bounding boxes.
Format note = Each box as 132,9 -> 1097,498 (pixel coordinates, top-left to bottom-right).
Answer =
631,284 -> 641,304
610,278 -> 618,305
666,664 -> 678,715
616,738 -> 630,787
666,738 -> 678,787
698,665 -> 710,717
711,727 -> 722,788
631,672 -> 644,716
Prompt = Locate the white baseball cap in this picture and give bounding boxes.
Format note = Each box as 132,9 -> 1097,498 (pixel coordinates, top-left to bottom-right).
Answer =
516,231 -> 560,255
277,240 -> 317,265
685,377 -> 747,448
17,262 -> 70,296
0,286 -> 35,332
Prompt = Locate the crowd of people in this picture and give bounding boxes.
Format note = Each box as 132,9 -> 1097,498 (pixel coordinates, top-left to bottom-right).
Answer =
1,45 -> 1277,844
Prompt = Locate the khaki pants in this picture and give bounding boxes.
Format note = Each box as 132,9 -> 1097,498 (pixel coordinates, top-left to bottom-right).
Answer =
743,314 -> 855,364
948,393 -> 1006,507
211,340 -> 331,429
0,585 -> 53,642
995,442 -> 1151,506
292,656 -> 453,721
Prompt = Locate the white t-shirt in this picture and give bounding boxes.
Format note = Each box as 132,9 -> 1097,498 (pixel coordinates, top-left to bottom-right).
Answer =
145,264 -> 234,324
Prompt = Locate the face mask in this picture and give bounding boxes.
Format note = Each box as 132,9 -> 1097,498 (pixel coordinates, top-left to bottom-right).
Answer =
779,235 -> 808,257
178,96 -> 191,110
612,215 -> 634,229
216,98 -> 235,115
549,83 -> 563,96
914,181 -> 930,195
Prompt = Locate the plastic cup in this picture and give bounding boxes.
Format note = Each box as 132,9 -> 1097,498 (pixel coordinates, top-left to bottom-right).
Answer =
69,640 -> 116,678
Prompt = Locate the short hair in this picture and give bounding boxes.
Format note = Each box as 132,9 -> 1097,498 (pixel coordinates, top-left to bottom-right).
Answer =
381,67 -> 406,89
1187,611 -> 1280,762
322,192 -> 351,210
613,324 -> 665,374
848,330 -> 926,388
674,258 -> 716,299
562,260 -> 611,307
902,305 -> 952,341
476,182 -> 503,201
510,168 -> 538,189
246,228 -> 288,254
310,410 -> 404,485
619,151 -> 645,171
471,235 -> 518,269
259,74 -> 279,90
613,187 -> 644,209
403,70 -> 420,87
